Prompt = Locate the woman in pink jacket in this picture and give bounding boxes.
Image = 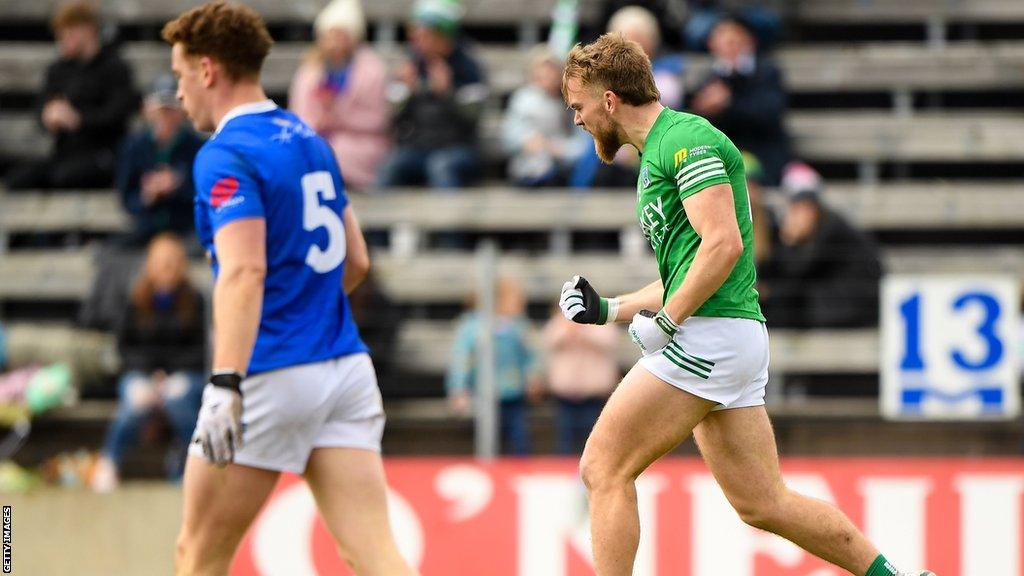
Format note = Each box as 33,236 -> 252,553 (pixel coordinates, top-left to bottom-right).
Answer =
289,0 -> 390,190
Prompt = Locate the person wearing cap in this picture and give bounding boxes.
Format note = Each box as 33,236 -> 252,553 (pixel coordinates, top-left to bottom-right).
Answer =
116,74 -> 205,245
378,0 -> 488,188
289,0 -> 390,190
6,0 -> 138,190
687,13 -> 790,186
760,161 -> 883,328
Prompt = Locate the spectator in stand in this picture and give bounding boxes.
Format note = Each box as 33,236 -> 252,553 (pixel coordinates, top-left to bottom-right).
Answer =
686,14 -> 790,186
608,6 -> 685,109
446,278 -> 541,455
92,234 -> 206,491
541,307 -> 620,455
571,6 -> 684,188
595,0 -> 689,53
116,75 -> 204,246
758,162 -> 883,328
742,150 -> 780,270
289,0 -> 390,191
378,0 -> 488,188
6,1 -> 138,190
347,270 -> 401,392
502,46 -> 583,187
682,0 -> 782,52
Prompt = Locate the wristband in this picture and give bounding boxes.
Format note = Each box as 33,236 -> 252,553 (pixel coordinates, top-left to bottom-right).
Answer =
598,297 -> 620,324
210,370 -> 244,395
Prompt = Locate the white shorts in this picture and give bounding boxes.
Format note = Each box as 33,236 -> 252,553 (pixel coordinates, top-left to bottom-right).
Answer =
638,316 -> 769,411
190,353 -> 385,474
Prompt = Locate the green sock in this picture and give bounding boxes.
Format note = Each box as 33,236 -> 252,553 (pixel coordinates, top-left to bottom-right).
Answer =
865,554 -> 901,576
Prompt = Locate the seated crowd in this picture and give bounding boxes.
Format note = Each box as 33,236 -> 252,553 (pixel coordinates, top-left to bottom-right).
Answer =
0,0 -> 887,466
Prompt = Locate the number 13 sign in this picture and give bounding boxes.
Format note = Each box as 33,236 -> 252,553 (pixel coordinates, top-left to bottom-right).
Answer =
882,276 -> 1020,420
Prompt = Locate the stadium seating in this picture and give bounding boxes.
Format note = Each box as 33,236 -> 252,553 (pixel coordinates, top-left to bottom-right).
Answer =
4,41 -> 1024,99
5,184 -> 1024,237
2,0 -> 1023,462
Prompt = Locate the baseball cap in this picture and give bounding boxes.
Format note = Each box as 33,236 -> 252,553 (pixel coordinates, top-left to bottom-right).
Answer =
146,74 -> 180,108
411,0 -> 463,35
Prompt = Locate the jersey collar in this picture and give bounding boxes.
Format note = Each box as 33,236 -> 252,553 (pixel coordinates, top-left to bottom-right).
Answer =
213,100 -> 278,136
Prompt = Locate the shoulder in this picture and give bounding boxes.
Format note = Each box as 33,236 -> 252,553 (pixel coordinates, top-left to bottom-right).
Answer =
508,86 -> 539,107
450,43 -> 485,81
193,137 -> 255,180
122,129 -> 150,149
292,59 -> 322,84
98,47 -> 133,74
651,113 -> 715,163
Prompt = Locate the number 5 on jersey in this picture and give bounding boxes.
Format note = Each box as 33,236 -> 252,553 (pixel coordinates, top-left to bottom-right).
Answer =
301,171 -> 347,273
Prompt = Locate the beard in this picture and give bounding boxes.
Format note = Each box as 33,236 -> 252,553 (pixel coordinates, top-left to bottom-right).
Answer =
590,116 -> 624,164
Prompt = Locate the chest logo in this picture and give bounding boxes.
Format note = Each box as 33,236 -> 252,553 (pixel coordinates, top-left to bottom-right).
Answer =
639,196 -> 668,250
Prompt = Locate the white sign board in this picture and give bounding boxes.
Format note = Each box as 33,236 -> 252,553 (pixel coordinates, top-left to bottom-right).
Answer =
881,276 -> 1020,420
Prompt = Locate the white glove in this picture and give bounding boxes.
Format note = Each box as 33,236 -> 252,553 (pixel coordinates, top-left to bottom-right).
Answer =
193,377 -> 243,466
559,275 -> 616,324
628,309 -> 679,355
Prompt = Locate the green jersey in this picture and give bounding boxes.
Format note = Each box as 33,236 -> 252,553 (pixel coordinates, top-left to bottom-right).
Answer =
636,108 -> 765,322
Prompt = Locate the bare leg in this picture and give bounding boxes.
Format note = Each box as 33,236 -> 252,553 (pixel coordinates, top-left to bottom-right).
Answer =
580,364 -> 717,576
304,447 -> 420,576
694,406 -> 880,575
176,456 -> 280,576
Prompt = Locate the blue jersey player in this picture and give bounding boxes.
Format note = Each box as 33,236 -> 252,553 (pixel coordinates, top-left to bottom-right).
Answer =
164,3 -> 419,574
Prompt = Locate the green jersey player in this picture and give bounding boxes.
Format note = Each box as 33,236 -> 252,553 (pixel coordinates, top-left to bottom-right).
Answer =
558,33 -> 935,576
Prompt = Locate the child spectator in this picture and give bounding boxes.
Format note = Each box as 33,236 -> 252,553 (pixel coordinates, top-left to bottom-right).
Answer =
446,278 -> 541,455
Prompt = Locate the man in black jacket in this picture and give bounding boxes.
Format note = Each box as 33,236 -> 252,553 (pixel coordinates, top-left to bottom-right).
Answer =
6,1 -> 138,190
378,0 -> 488,188
759,162 -> 884,328
687,14 -> 790,186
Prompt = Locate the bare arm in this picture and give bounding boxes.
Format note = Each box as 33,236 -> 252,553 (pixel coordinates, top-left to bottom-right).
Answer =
663,183 -> 744,323
342,206 -> 370,294
609,279 -> 664,323
211,218 -> 267,374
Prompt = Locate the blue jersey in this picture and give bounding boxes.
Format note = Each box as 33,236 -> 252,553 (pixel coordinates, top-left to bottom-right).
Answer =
193,101 -> 366,375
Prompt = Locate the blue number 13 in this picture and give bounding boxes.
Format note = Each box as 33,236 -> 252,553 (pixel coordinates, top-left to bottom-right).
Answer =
899,291 -> 1004,372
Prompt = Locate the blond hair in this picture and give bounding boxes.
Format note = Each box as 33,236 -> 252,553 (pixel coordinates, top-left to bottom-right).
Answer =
562,33 -> 659,106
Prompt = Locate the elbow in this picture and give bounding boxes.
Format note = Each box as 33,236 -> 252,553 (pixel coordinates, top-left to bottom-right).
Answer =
348,250 -> 371,285
221,262 -> 267,286
715,233 -> 745,264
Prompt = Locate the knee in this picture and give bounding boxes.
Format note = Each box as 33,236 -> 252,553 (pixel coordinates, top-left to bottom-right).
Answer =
579,446 -> 629,494
174,532 -> 192,574
731,492 -> 786,531
175,523 -> 229,575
